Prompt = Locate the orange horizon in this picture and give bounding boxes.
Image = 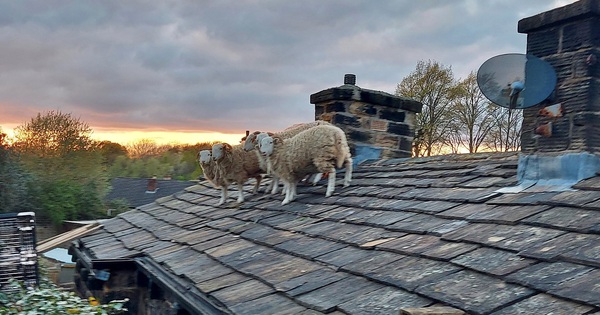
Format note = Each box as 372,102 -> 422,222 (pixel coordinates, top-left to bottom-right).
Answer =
1,125 -> 245,146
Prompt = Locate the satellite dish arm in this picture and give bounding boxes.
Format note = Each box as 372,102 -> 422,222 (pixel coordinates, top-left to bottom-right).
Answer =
509,80 -> 524,109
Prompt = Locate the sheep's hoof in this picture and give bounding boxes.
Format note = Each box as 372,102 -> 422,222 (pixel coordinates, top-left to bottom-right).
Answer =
281,199 -> 290,205
217,200 -> 225,206
325,191 -> 334,197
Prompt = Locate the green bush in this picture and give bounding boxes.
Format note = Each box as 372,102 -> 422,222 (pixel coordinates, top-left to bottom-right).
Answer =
0,278 -> 128,315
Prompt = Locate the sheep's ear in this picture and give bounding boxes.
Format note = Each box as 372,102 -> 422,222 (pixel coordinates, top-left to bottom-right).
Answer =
223,143 -> 233,151
274,137 -> 283,145
267,132 -> 274,136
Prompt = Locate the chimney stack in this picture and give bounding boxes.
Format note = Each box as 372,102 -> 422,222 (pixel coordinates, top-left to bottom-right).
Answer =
513,0 -> 600,187
310,74 -> 422,164
146,176 -> 157,193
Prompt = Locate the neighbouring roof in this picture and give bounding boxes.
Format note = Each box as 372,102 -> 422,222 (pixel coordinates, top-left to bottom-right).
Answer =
106,177 -> 197,208
76,152 -> 600,314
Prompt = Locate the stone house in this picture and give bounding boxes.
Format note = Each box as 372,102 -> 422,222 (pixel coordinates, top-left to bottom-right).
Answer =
70,1 -> 600,314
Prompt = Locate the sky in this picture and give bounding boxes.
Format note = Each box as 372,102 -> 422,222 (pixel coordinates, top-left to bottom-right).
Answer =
0,0 -> 577,145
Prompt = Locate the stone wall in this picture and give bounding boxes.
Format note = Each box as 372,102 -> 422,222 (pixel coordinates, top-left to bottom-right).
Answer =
310,74 -> 422,162
518,0 -> 600,154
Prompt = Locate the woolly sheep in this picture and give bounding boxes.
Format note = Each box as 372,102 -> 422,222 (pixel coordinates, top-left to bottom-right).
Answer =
198,150 -> 223,188
212,143 -> 262,205
244,121 -> 332,193
259,124 -> 352,205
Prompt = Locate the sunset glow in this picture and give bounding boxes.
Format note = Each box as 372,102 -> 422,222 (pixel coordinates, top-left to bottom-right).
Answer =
1,124 -> 244,146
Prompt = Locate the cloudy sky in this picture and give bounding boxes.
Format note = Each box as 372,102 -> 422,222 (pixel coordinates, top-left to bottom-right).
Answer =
0,0 -> 576,144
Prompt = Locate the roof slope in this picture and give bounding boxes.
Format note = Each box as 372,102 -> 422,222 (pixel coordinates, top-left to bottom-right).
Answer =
77,152 -> 600,314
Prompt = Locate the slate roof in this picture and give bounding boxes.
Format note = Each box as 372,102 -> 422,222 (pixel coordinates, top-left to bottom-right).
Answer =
105,177 -> 197,208
76,152 -> 600,315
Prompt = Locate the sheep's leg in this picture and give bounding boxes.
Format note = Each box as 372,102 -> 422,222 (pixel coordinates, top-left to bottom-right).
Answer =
289,181 -> 297,202
343,158 -> 353,187
252,176 -> 262,194
311,173 -> 323,185
265,178 -> 274,194
282,180 -> 293,205
218,186 -> 228,206
281,181 -> 288,195
326,167 -> 337,197
270,176 -> 280,195
237,183 -> 245,203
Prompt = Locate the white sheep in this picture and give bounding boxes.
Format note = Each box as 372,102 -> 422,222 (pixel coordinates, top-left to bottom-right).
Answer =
259,124 -> 353,205
212,143 -> 262,205
244,120 -> 332,193
198,150 -> 223,188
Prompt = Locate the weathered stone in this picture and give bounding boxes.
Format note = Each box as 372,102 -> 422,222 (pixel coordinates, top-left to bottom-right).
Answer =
505,261 -> 594,291
523,206 -> 600,233
229,293 -> 307,315
275,269 -> 345,296
341,251 -> 406,276
420,241 -> 479,261
451,247 -> 535,276
367,256 -> 461,291
315,246 -> 374,268
377,234 -> 442,255
275,235 -> 346,259
295,276 -> 383,312
415,270 -> 535,315
552,269 -> 600,307
400,306 -> 465,315
210,279 -> 274,306
339,286 -> 432,315
489,293 -> 594,315
518,232 -> 594,260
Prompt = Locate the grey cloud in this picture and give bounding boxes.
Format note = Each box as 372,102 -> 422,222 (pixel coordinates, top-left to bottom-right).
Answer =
0,0 -> 576,137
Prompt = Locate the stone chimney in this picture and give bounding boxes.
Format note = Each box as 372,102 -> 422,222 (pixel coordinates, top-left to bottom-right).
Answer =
511,0 -> 600,188
310,74 -> 422,164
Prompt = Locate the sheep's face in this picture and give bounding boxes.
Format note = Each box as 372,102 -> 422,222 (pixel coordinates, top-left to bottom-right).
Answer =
243,132 -> 258,151
199,150 -> 212,164
255,132 -> 269,150
259,136 -> 274,156
212,143 -> 224,161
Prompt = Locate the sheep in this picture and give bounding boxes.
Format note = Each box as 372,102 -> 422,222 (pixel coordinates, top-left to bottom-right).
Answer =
259,124 -> 353,205
212,142 -> 262,205
243,120 -> 332,193
197,150 -> 223,188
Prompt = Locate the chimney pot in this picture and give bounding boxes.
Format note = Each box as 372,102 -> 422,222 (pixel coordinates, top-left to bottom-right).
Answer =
344,74 -> 356,85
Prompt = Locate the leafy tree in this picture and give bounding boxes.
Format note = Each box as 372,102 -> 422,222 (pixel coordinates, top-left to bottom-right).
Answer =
11,111 -> 108,225
97,141 -> 128,165
447,72 -> 496,153
396,60 -> 459,156
0,129 -> 37,214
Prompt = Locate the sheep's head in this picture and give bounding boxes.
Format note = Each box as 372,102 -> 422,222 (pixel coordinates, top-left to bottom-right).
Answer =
259,136 -> 282,156
199,150 -> 212,164
255,132 -> 270,150
243,131 -> 260,151
212,143 -> 233,161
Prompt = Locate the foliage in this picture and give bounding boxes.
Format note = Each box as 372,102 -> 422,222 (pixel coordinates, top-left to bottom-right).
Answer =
0,278 -> 128,315
396,60 -> 459,156
10,111 -> 108,225
97,141 -> 128,165
108,140 -> 214,180
0,132 -> 37,214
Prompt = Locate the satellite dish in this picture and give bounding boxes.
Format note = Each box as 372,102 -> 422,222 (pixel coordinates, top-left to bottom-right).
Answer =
477,53 -> 557,109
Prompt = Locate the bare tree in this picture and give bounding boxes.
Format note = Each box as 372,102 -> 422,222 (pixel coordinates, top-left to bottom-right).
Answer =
447,72 -> 495,153
484,107 -> 522,152
127,139 -> 163,159
396,60 -> 458,157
